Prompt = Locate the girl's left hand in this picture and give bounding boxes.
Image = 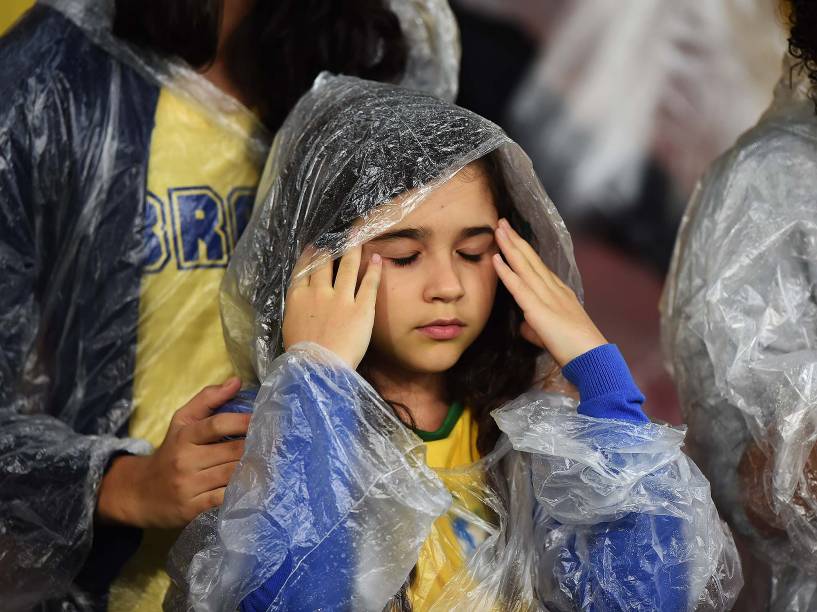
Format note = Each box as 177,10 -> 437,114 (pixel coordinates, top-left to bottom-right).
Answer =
492,218 -> 607,367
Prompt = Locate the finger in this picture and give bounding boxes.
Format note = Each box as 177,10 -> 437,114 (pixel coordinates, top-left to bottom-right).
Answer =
495,224 -> 544,291
191,486 -> 226,515
492,253 -> 542,315
334,245 -> 362,296
173,378 -> 241,425
355,253 -> 382,304
497,219 -> 561,287
289,269 -> 309,290
309,254 -> 334,288
194,460 -> 240,492
182,412 -> 252,445
289,245 -> 316,289
191,438 -> 246,470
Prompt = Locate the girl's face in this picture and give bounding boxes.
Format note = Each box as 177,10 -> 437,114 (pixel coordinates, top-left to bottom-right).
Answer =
359,165 -> 499,374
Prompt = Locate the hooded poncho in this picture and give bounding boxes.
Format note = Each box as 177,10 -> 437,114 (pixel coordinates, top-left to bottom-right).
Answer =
167,75 -> 741,611
662,56 -> 817,611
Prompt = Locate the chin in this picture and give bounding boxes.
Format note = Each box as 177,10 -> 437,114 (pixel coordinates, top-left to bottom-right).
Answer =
398,343 -> 466,374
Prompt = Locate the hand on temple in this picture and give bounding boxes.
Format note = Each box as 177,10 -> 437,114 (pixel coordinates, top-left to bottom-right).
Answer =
492,218 -> 607,366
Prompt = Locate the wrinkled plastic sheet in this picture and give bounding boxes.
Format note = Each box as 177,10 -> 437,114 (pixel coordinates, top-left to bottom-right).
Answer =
167,74 -> 740,610
661,57 -> 817,611
168,344 -> 741,611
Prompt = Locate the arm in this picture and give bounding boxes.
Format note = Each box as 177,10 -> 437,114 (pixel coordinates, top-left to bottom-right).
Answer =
555,345 -> 687,611
0,50 -> 152,604
166,344 -> 450,612
562,343 -> 649,425
495,383 -> 740,612
491,223 -> 739,610
0,12 -> 249,604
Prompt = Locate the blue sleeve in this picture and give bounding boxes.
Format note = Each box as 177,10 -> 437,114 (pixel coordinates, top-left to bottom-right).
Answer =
217,373 -> 358,612
555,514 -> 688,611
556,345 -> 687,611
562,344 -> 649,424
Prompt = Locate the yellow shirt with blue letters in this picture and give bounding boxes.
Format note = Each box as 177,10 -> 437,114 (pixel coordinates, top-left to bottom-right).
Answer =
108,87 -> 262,611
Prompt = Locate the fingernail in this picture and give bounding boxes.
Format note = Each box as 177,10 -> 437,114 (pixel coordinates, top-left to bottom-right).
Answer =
371,253 -> 382,264
499,218 -> 510,229
496,226 -> 507,240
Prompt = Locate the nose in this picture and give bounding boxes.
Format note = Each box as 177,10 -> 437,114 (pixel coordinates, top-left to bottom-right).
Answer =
423,254 -> 465,303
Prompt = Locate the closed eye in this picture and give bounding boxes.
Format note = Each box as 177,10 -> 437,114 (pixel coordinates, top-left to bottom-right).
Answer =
458,251 -> 484,262
390,253 -> 420,267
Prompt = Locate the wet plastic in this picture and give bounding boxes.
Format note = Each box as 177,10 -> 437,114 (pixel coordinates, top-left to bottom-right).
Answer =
0,0 -> 460,609
167,74 -> 741,611
662,56 -> 817,611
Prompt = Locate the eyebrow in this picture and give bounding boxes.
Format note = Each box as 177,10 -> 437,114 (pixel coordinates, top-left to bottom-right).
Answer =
370,225 -> 495,243
369,228 -> 429,243
460,226 -> 495,239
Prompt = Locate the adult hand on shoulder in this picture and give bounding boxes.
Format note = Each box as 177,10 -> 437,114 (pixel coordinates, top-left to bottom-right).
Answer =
96,378 -> 249,529
492,218 -> 607,367
282,245 -> 383,369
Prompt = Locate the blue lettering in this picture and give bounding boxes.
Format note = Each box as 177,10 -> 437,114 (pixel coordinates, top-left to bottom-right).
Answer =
228,188 -> 255,245
169,187 -> 230,269
143,192 -> 170,273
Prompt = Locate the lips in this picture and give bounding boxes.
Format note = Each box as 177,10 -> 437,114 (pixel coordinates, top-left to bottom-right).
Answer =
416,319 -> 465,340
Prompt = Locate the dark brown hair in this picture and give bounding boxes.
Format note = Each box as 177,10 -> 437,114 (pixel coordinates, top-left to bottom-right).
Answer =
112,0 -> 408,131
787,0 -> 817,112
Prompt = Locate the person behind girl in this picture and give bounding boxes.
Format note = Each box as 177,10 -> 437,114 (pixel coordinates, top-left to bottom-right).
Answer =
167,75 -> 741,611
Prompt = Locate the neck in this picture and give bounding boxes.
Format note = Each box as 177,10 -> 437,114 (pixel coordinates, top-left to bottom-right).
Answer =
201,0 -> 256,108
364,358 -> 450,432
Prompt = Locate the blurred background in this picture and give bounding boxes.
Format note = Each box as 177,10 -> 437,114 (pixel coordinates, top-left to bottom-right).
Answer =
0,0 -> 788,424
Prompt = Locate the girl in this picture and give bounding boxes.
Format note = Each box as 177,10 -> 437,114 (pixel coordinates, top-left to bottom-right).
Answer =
168,75 -> 740,611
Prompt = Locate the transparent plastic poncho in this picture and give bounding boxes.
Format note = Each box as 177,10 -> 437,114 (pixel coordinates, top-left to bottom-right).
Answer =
0,0 -> 459,609
166,75 -> 741,611
661,56 -> 817,611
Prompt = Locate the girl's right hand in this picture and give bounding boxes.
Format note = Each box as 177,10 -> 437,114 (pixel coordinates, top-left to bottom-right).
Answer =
282,246 -> 383,369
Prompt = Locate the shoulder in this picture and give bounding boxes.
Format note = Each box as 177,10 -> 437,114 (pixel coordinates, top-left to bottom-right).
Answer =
702,111 -> 817,209
0,5 -> 156,117
680,112 -> 817,262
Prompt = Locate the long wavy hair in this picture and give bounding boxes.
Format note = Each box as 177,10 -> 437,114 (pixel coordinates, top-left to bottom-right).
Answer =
112,0 -> 408,131
787,0 -> 817,112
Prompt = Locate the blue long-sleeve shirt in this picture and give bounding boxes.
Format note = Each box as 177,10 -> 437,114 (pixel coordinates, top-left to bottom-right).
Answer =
219,344 -> 686,611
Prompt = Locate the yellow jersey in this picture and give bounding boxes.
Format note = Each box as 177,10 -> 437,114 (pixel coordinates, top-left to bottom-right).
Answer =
108,87 -> 262,611
411,403 -> 491,610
